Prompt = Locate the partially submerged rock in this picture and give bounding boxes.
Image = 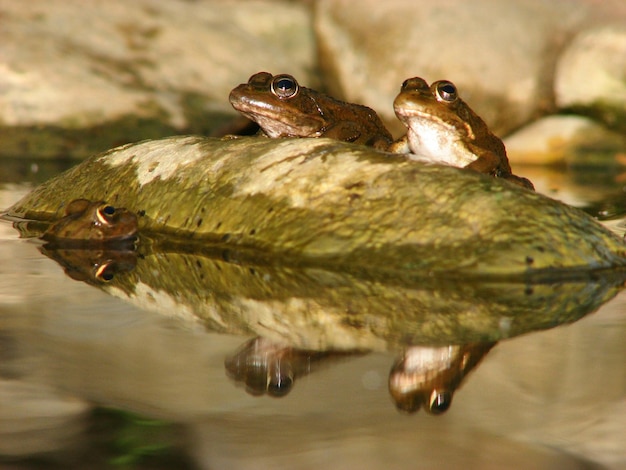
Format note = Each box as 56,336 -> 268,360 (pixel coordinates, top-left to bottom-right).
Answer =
6,135 -> 626,280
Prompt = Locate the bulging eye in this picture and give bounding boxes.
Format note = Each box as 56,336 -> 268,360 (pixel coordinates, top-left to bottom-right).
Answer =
271,74 -> 299,99
434,81 -> 458,102
96,205 -> 116,224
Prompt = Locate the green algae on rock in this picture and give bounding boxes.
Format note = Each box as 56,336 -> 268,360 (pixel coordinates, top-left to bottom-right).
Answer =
7,135 -> 626,280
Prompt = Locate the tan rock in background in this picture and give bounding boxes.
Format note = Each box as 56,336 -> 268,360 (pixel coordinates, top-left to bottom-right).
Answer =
314,0 -> 626,137
0,0 -> 315,157
555,25 -> 626,129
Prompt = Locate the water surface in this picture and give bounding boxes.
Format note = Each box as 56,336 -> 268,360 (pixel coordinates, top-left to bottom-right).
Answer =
0,160 -> 625,470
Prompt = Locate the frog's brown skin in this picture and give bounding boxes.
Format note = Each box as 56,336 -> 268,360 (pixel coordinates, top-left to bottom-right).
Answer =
42,199 -> 138,243
229,72 -> 393,150
389,77 -> 534,190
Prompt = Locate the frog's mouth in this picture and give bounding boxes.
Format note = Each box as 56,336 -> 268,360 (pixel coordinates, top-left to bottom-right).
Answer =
229,93 -> 325,138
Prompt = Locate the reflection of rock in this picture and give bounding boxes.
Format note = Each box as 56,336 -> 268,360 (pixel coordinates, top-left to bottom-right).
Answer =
225,337 -> 365,397
389,343 -> 496,414
28,232 -> 626,351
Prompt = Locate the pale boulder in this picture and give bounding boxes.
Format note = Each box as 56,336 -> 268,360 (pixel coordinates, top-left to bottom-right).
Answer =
505,115 -> 626,165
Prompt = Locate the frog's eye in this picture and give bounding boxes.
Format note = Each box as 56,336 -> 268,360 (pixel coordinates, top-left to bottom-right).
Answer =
434,81 -> 458,103
427,389 -> 452,414
267,363 -> 294,397
271,74 -> 299,99
96,205 -> 116,224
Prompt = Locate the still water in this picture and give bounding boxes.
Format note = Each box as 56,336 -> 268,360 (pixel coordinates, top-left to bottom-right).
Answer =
0,159 -> 625,470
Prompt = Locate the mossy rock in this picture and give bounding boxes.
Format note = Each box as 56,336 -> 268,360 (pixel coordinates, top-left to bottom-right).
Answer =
7,135 -> 626,281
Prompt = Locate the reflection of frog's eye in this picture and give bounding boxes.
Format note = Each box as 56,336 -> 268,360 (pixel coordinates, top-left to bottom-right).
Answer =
434,81 -> 458,103
427,389 -> 452,414
96,205 -> 116,224
95,262 -> 116,282
267,371 -> 294,397
271,74 -> 299,99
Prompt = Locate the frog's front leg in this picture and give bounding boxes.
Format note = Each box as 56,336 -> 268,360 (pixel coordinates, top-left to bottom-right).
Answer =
321,121 -> 363,143
387,135 -> 411,154
464,146 -> 507,176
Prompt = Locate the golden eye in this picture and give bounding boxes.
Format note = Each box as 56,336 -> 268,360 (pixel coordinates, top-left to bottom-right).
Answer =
271,74 -> 299,99
433,80 -> 458,102
96,205 -> 116,225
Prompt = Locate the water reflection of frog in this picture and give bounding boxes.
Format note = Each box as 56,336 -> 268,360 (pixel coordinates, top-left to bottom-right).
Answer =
388,343 -> 496,414
225,336 -> 494,414
39,245 -> 138,284
229,72 -> 393,150
42,199 -> 138,243
224,337 -> 364,397
389,77 -> 534,190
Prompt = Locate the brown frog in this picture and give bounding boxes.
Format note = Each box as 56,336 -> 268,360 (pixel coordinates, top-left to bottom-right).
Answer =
229,72 -> 393,150
42,199 -> 138,244
389,77 -> 534,190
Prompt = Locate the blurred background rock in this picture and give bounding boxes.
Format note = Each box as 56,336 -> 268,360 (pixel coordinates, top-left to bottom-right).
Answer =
0,0 -> 625,164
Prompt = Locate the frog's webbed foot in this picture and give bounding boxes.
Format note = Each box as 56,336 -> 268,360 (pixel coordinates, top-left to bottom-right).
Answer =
502,173 -> 535,191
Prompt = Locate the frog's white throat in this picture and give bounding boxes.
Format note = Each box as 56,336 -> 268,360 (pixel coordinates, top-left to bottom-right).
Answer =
405,119 -> 478,167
